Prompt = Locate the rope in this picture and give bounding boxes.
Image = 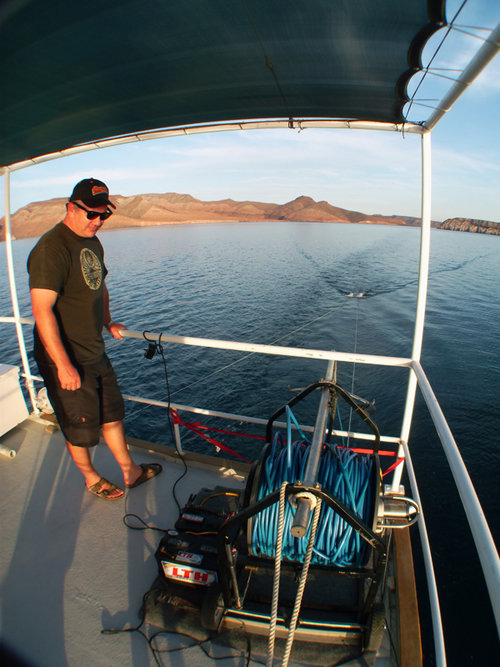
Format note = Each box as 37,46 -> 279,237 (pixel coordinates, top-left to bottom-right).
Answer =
265,484 -> 323,667
281,497 -> 322,667
266,481 -> 287,667
251,425 -> 375,568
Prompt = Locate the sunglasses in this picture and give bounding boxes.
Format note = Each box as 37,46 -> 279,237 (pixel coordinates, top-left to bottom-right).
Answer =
72,201 -> 113,221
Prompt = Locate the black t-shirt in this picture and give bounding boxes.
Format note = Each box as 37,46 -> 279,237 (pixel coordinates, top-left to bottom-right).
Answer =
27,222 -> 108,365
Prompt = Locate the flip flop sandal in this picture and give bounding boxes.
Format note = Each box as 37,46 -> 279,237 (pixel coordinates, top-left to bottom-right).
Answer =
126,463 -> 163,488
87,477 -> 125,500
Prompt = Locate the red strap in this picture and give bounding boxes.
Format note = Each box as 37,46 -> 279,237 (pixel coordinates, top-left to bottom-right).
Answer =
338,445 -> 398,457
382,457 -> 405,477
170,410 -> 403,472
170,409 -> 252,463
181,421 -> 265,441
337,444 -> 404,477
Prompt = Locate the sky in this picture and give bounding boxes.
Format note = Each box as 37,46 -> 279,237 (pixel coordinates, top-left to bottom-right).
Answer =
2,1 -> 499,224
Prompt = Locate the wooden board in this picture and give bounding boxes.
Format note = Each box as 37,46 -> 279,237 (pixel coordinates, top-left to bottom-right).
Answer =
394,527 -> 423,666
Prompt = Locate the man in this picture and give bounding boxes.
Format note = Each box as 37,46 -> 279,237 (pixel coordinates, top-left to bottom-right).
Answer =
27,178 -> 161,500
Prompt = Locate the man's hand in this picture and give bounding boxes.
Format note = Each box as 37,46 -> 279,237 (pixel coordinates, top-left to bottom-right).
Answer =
107,322 -> 127,340
57,364 -> 81,391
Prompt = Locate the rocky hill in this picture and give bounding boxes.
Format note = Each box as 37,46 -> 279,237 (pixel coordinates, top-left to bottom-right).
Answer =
1,193 -> 498,240
439,218 -> 500,234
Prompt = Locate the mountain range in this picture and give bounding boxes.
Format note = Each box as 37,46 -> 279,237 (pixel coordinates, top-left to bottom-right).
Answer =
1,193 -> 499,240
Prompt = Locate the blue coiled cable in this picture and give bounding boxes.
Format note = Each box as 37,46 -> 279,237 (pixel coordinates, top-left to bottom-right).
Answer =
251,408 -> 374,567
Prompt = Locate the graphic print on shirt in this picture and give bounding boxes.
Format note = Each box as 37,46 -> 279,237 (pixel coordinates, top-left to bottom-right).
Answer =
80,248 -> 103,290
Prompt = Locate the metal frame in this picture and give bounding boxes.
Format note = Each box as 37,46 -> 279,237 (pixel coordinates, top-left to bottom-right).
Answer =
425,22 -> 500,131
4,119 -> 423,174
2,170 -> 38,414
394,129 -> 432,493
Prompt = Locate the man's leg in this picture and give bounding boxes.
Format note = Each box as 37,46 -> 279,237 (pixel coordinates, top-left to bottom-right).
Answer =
65,440 -> 124,498
101,420 -> 143,486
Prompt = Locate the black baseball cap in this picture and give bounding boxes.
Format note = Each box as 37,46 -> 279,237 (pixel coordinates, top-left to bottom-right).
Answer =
69,178 -> 116,209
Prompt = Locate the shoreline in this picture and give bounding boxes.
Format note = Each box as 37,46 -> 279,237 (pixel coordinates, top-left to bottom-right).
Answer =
3,217 -> 500,243
2,190 -> 499,241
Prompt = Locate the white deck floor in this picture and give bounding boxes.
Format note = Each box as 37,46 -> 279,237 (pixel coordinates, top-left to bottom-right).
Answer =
0,417 -> 251,667
1,417 -> 395,667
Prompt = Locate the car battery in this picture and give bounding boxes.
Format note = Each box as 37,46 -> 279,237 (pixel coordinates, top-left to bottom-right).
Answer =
175,485 -> 241,533
154,486 -> 241,613
156,529 -> 219,589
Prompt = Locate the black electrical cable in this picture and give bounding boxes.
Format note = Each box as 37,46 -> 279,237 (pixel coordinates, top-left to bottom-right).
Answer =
122,513 -> 168,532
142,330 -> 188,513
103,591 -> 262,666
101,590 -> 204,667
157,332 -> 189,512
156,333 -> 175,443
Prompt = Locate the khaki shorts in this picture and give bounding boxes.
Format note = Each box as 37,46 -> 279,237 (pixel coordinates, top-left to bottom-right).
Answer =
37,355 -> 125,447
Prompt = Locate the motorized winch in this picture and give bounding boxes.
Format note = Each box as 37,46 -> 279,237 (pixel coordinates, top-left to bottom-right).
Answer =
153,372 -> 420,660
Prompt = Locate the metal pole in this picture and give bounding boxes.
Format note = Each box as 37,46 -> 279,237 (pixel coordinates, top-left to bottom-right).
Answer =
2,168 -> 39,413
301,360 -> 336,485
392,130 -> 432,491
172,419 -> 184,455
291,360 -> 335,537
425,21 -> 500,131
401,437 -> 447,666
412,361 -> 500,636
120,328 -> 412,368
6,120 -> 424,174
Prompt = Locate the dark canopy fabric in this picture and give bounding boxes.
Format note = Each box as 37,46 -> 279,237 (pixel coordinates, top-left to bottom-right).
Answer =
0,0 -> 445,168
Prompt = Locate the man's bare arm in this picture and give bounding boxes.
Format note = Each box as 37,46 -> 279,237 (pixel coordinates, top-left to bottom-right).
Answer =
103,282 -> 126,340
30,288 -> 81,390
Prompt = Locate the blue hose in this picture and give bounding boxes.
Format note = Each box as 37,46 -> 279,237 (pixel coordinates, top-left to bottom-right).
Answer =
251,409 -> 375,567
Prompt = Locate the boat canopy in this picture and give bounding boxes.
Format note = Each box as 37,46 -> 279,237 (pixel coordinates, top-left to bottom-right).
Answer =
0,0 -> 445,169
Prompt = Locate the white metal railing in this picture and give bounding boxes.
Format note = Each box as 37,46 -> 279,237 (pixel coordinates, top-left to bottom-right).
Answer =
124,328 -> 413,367
4,314 -> 498,645
3,316 -> 500,656
398,435 -> 446,665
394,130 -> 432,493
2,171 -> 39,413
123,327 -> 500,649
123,393 -> 401,444
121,393 -> 402,459
412,359 -> 500,637
0,316 -> 34,325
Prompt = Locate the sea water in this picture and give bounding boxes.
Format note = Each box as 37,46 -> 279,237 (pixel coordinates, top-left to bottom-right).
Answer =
1,222 -> 498,665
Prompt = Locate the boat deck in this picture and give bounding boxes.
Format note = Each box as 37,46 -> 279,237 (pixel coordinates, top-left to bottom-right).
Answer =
0,417 -> 394,666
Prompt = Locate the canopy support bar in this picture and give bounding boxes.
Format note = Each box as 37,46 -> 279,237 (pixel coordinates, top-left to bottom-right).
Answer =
425,20 -> 500,130
6,119 -> 424,173
393,130 -> 432,491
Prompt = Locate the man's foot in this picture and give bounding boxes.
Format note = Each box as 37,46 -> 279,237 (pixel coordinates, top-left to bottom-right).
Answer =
125,463 -> 163,488
86,477 -> 125,500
